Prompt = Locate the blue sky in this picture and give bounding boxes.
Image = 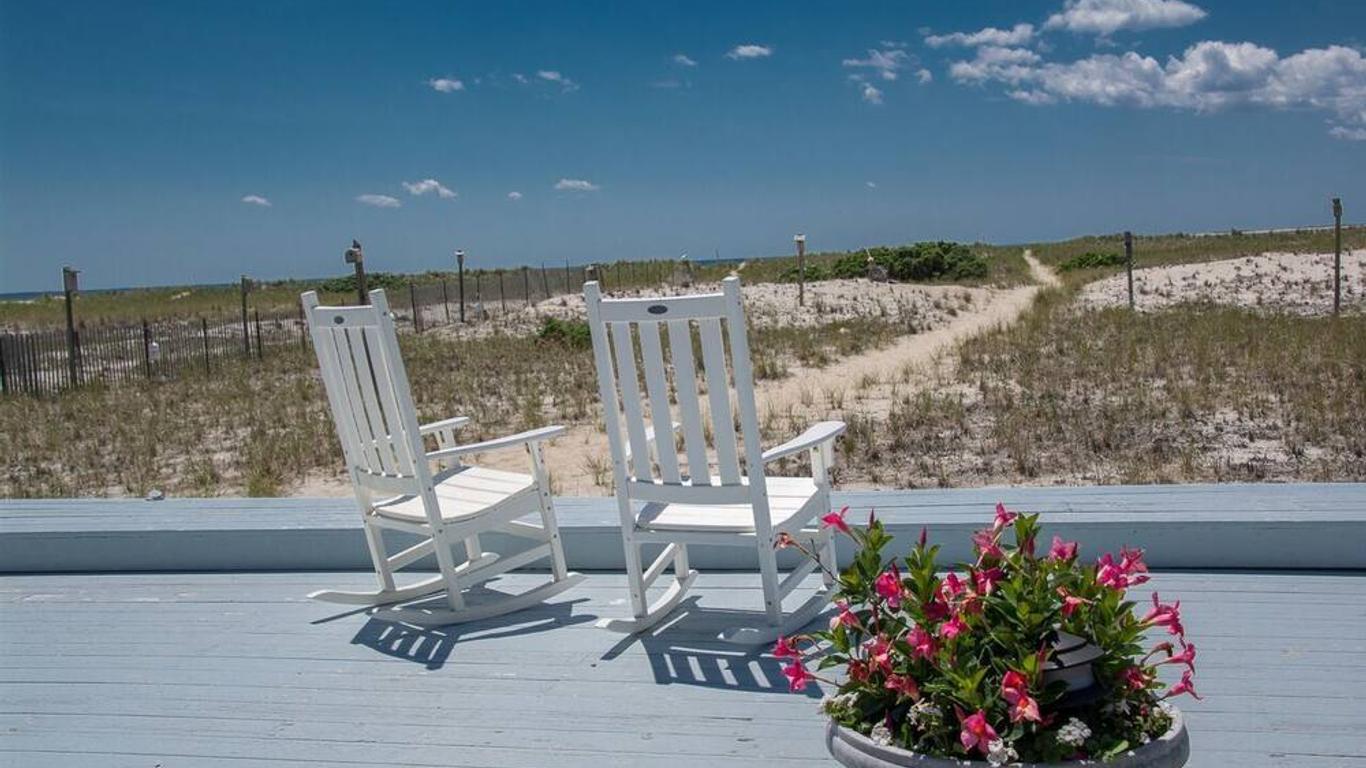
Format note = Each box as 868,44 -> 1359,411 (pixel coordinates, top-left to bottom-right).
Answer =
2,0 -> 1365,291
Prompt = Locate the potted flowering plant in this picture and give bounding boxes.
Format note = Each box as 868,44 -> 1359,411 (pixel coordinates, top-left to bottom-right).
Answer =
776,505 -> 1197,767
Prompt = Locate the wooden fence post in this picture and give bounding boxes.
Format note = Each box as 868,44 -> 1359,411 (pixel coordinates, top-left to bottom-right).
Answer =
201,318 -> 210,374
298,301 -> 307,349
409,282 -> 421,332
540,263 -> 551,298
456,250 -> 467,323
1124,231 -> 1135,310
441,277 -> 452,324
62,267 -> 80,388
564,258 -> 572,293
522,266 -> 531,307
1333,197 -> 1343,316
240,275 -> 252,356
498,270 -> 507,314
254,310 -> 264,359
0,335 -> 8,396
142,320 -> 152,378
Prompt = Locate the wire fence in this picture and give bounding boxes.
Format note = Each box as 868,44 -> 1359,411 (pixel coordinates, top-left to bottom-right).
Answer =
0,259 -> 694,397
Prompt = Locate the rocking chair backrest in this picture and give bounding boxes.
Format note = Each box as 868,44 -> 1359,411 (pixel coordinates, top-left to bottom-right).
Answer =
302,289 -> 433,505
584,276 -> 770,518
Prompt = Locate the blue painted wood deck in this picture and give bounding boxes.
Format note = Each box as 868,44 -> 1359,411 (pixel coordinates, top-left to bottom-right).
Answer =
1,570 -> 1363,767
4,483 -> 1365,572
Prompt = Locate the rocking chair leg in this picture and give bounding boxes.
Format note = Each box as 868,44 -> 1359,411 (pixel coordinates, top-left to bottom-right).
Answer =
363,519 -> 396,592
756,539 -> 784,626
431,531 -> 466,612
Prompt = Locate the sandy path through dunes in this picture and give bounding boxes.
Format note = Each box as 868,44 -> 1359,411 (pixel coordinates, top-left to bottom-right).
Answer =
294,257 -> 1055,497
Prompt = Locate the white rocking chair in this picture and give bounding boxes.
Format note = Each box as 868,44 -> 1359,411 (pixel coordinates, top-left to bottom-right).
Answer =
302,289 -> 583,627
584,276 -> 846,644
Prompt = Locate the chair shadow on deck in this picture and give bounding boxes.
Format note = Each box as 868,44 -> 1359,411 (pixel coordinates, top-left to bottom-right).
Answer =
346,586 -> 596,670
599,596 -> 828,699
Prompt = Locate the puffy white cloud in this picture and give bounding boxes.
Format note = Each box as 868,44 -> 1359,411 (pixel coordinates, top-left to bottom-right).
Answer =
925,23 -> 1035,49
427,77 -> 465,93
240,195 -> 271,207
554,178 -> 600,191
726,44 -> 772,60
673,53 -> 697,67
860,82 -> 884,104
916,68 -> 934,84
537,70 -> 579,91
356,194 -> 401,208
1044,0 -> 1207,36
843,48 -> 910,81
948,39 -> 1366,139
507,191 -> 523,200
402,178 -> 456,198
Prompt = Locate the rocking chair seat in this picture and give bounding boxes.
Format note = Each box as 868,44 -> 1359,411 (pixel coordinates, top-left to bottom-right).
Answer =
374,465 -> 536,525
635,476 -> 822,533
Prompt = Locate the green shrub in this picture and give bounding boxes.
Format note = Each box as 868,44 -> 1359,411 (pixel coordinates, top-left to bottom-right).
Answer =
779,242 -> 988,284
1058,252 -> 1128,272
536,316 -> 592,349
315,272 -> 410,294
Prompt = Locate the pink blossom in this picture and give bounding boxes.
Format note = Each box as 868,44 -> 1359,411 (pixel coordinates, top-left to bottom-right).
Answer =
1097,547 -> 1149,591
874,565 -> 903,610
1057,586 -> 1090,618
973,567 -> 1004,596
1142,593 -> 1185,638
829,601 -> 860,631
886,674 -> 921,700
774,532 -> 795,550
1155,642 -> 1197,672
865,635 -> 894,674
939,572 -> 967,601
848,659 -> 870,683
1001,670 -> 1042,723
938,613 -> 969,640
972,528 -> 1004,560
821,506 -> 851,535
1121,665 -> 1149,692
1163,669 -> 1202,701
907,624 -> 938,660
958,709 -> 998,756
772,635 -> 801,659
918,527 -> 928,548
782,660 -> 813,692
1048,535 -> 1079,561
922,597 -> 950,622
993,502 -> 1018,531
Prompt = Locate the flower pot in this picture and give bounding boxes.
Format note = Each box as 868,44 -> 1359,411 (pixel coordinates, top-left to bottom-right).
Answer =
825,707 -> 1189,768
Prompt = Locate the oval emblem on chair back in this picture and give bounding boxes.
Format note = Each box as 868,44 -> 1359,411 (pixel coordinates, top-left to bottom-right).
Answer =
647,304 -> 668,315
333,315 -> 345,324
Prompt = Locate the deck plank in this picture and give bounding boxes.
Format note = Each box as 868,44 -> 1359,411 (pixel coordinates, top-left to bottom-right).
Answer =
2,571 -> 1364,767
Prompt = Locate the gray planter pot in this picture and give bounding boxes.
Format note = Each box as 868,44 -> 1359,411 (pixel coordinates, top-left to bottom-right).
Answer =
825,707 -> 1189,768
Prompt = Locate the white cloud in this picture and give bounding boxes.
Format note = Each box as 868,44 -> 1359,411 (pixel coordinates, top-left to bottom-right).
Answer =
240,195 -> 271,207
554,178 -> 600,192
843,48 -> 910,81
916,68 -> 934,84
512,73 -> 529,84
427,77 -> 465,93
865,181 -> 878,188
726,44 -> 772,60
948,40 -> 1366,139
402,178 -> 456,199
925,23 -> 1035,49
860,82 -> 884,105
1044,0 -> 1207,36
356,194 -> 401,208
537,70 -> 579,91
673,53 -> 697,67
507,191 -> 523,200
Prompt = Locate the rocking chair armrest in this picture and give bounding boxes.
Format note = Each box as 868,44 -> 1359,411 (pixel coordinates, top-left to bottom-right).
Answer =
624,421 -> 681,462
425,425 -> 567,461
761,420 -> 846,463
419,416 -> 471,436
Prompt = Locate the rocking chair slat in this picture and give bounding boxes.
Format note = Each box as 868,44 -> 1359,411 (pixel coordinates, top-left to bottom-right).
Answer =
698,318 -> 741,485
637,321 -> 681,484
666,319 -> 710,485
610,322 -> 653,480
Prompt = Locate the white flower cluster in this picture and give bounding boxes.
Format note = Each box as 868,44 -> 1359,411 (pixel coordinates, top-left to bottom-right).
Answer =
908,699 -> 943,726
820,692 -> 858,715
986,738 -> 1018,766
870,723 -> 893,746
1056,717 -> 1092,748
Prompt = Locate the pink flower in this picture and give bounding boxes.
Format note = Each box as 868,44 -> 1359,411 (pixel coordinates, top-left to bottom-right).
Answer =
848,659 -> 870,683
973,567 -> 1004,596
907,624 -> 938,660
922,597 -> 950,622
1001,670 -> 1042,723
1121,547 -> 1150,584
1163,669 -> 1202,701
772,635 -> 801,659
821,506 -> 851,535
875,565 -> 903,610
1155,642 -> 1197,672
972,528 -> 1004,560
939,572 -> 967,601
993,502 -> 1018,531
1121,665 -> 1150,692
1048,535 -> 1079,561
918,527 -> 929,548
782,660 -> 812,692
1057,586 -> 1090,618
1097,547 -> 1149,591
774,532 -> 795,550
865,635 -> 894,674
1142,593 -> 1185,638
958,709 -> 998,756
829,601 -> 860,631
886,674 -> 921,700
938,613 -> 969,640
